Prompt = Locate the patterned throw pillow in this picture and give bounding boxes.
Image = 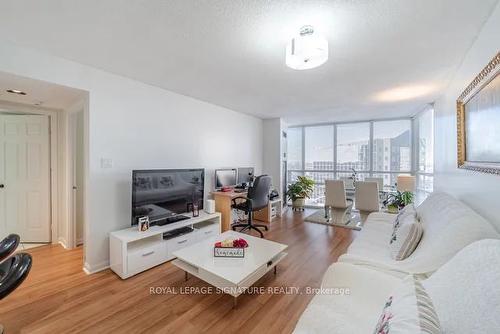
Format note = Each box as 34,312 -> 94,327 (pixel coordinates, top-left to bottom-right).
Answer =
374,275 -> 441,334
393,204 -> 416,229
390,214 -> 423,260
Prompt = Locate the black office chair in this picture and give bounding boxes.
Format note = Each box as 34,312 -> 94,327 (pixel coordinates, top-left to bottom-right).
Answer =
231,175 -> 272,238
0,235 -> 20,262
0,234 -> 33,334
0,253 -> 32,297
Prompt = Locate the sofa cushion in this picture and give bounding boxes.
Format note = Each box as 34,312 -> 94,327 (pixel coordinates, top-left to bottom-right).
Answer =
390,215 -> 423,260
342,212 -> 395,262
373,275 -> 441,333
411,192 -> 499,272
340,192 -> 499,275
293,262 -> 401,334
423,239 -> 500,333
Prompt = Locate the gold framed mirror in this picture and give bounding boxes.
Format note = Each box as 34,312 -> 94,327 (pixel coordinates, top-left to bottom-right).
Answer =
457,52 -> 500,174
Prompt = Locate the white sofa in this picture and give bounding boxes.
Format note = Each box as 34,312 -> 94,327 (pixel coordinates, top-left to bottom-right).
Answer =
294,262 -> 401,333
294,192 -> 500,333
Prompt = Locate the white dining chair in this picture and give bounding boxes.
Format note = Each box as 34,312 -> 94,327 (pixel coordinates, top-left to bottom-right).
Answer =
365,177 -> 384,191
324,180 -> 353,224
355,181 -> 380,222
365,177 -> 385,202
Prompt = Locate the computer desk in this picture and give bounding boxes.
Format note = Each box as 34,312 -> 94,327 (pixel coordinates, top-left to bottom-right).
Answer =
210,190 -> 281,232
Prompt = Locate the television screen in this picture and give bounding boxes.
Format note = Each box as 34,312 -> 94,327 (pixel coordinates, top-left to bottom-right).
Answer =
215,169 -> 237,188
132,169 -> 204,225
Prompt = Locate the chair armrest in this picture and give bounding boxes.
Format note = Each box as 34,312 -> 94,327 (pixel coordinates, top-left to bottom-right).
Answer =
0,234 -> 20,262
231,196 -> 252,209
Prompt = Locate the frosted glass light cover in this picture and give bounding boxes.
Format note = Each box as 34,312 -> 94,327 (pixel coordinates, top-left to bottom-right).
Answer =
286,30 -> 328,70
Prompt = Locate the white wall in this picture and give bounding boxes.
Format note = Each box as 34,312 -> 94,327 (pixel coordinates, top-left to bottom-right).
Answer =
434,1 -> 500,231
0,41 -> 263,272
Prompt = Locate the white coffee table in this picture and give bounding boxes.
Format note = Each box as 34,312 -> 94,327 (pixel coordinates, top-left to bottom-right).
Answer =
172,231 -> 288,306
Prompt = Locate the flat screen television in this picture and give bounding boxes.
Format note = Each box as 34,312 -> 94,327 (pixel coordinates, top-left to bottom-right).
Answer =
132,169 -> 204,226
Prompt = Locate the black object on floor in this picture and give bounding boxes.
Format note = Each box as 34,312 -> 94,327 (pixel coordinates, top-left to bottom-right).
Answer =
0,233 -> 33,333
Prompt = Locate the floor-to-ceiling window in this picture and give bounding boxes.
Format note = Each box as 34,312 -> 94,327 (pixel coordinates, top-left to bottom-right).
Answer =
336,122 -> 371,185
286,117 -> 427,207
304,125 -> 334,205
286,127 -> 304,186
415,107 -> 434,198
372,119 -> 412,187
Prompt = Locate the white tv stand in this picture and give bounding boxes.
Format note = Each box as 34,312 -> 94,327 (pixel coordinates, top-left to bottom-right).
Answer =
109,212 -> 221,279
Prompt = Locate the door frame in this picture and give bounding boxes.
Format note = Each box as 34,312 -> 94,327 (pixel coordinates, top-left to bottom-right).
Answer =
67,101 -> 86,249
0,101 -> 59,244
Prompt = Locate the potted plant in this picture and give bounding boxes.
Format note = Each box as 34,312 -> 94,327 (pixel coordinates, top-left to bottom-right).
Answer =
286,176 -> 315,211
385,190 -> 414,214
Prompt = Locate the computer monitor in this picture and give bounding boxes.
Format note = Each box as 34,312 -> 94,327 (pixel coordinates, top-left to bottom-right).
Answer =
215,169 -> 237,189
237,167 -> 254,184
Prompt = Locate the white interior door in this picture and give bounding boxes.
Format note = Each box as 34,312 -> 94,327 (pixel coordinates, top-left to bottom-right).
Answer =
0,114 -> 51,242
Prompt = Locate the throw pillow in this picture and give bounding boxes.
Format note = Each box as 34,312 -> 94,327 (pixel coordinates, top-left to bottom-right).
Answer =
374,275 -> 441,334
390,214 -> 423,260
393,203 -> 416,229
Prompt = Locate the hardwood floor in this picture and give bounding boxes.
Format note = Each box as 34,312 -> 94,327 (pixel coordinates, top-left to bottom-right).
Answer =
0,209 -> 356,334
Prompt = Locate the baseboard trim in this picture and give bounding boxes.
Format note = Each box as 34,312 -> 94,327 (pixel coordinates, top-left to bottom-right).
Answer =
83,261 -> 110,275
58,237 -> 69,249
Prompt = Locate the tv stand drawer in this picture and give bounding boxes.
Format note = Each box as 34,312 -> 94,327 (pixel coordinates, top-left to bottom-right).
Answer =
109,212 -> 221,279
127,242 -> 166,275
168,233 -> 196,253
196,224 -> 219,241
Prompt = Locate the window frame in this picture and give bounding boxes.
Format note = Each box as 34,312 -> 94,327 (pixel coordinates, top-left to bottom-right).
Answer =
286,117 -> 417,206
372,119 -> 413,173
335,121 -> 371,172
285,126 -> 304,170
304,124 -> 335,170
287,117 -> 414,175
414,106 -> 434,195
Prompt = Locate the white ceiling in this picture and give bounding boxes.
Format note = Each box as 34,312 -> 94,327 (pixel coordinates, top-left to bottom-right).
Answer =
0,0 -> 497,124
0,71 -> 85,110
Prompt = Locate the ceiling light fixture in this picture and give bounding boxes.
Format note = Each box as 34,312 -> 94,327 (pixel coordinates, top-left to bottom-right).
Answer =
6,89 -> 27,95
286,25 -> 328,70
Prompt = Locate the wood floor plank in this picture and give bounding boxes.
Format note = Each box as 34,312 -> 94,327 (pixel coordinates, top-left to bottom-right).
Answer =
0,209 -> 356,333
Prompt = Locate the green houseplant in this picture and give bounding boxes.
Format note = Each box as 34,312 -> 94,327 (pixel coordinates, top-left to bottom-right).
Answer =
385,190 -> 414,213
286,176 -> 315,211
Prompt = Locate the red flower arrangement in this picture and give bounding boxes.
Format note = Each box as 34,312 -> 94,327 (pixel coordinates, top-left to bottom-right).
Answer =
214,238 -> 248,248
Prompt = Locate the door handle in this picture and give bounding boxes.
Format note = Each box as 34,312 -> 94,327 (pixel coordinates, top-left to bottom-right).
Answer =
0,184 -> 4,188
